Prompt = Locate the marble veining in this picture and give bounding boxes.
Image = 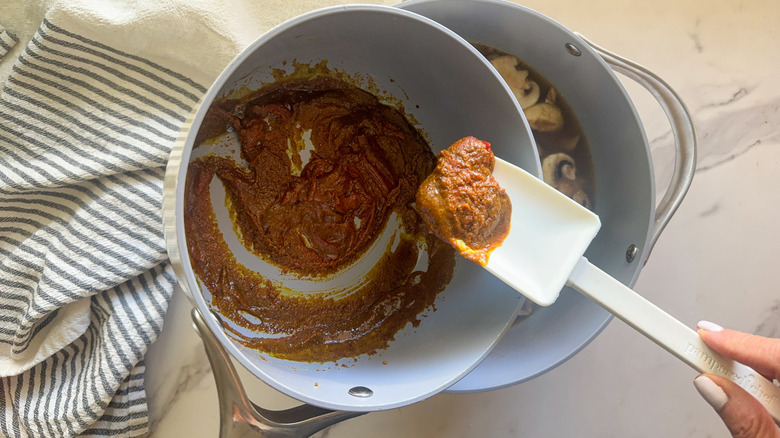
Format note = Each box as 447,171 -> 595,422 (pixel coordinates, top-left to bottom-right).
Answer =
146,347 -> 213,434
754,302 -> 780,339
698,204 -> 720,219
688,30 -> 703,54
695,100 -> 780,172
699,87 -> 750,110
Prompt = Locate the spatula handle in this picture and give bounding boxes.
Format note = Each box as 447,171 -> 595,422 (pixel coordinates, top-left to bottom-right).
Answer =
567,257 -> 780,426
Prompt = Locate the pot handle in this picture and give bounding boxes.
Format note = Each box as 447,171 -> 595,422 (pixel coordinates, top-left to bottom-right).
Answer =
191,309 -> 365,438
576,34 -> 697,258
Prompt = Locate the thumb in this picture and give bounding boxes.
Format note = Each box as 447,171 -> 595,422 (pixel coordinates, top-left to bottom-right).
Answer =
694,374 -> 780,438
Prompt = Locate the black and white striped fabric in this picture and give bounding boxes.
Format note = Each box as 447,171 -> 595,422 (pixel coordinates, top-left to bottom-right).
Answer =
0,17 -> 205,437
0,25 -> 18,62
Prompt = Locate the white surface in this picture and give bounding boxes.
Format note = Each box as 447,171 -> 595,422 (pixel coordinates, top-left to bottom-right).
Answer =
4,0 -> 780,436
568,257 -> 780,426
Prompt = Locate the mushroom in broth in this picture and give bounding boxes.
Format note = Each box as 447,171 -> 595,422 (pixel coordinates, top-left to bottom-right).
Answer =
475,44 -> 595,213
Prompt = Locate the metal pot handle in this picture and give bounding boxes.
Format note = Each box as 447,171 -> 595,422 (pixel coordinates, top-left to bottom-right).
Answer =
191,309 -> 365,438
576,33 -> 697,257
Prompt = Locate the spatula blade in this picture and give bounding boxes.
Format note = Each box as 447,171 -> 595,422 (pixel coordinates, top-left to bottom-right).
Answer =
485,158 -> 601,306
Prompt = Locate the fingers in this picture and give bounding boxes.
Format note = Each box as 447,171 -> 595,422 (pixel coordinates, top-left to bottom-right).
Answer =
694,321 -> 780,437
697,321 -> 780,381
695,374 -> 780,438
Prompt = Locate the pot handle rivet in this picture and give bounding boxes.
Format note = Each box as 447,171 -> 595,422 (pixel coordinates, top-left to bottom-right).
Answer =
565,43 -> 582,57
348,386 -> 374,398
626,244 -> 638,263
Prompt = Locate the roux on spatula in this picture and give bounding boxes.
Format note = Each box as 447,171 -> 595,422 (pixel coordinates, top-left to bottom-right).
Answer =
416,136 -> 512,265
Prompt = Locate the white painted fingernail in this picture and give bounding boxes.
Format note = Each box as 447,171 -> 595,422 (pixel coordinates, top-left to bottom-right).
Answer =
694,376 -> 728,411
697,320 -> 724,332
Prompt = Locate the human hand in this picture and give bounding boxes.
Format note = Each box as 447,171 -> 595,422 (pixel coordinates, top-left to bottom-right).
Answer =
694,321 -> 780,438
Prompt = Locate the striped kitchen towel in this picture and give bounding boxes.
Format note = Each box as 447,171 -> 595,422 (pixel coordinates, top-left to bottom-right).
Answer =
0,3 -> 216,436
0,0 -> 396,435
0,25 -> 18,62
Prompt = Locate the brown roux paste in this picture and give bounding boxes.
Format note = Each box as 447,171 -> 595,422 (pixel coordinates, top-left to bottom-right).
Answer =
416,136 -> 511,266
184,75 -> 455,362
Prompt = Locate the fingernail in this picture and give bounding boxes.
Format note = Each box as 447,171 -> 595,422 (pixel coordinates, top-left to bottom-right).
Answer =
694,375 -> 728,411
697,320 -> 724,332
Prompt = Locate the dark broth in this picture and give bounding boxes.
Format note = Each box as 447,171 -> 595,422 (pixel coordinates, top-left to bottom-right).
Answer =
473,43 -> 596,209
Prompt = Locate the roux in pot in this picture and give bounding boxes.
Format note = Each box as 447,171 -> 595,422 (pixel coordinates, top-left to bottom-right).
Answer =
184,75 -> 455,362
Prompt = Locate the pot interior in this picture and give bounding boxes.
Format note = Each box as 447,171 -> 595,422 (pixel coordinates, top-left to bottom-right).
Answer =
399,0 -> 656,391
175,5 -> 542,410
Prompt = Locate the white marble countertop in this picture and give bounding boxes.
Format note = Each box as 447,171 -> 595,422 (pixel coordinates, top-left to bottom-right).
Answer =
143,1 -> 780,437
5,0 -> 780,436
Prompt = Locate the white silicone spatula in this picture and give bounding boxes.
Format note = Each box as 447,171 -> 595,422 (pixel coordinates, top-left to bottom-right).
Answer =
488,157 -> 780,425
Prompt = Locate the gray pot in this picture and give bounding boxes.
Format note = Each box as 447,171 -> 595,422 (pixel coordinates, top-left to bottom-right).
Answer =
164,4 -> 541,413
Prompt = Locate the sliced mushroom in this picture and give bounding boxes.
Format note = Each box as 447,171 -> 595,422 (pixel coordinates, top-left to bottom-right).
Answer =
490,55 -> 540,109
524,102 -> 564,132
516,81 -> 540,109
542,153 -> 573,187
490,56 -> 528,90
541,153 -> 591,210
544,87 -> 557,104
